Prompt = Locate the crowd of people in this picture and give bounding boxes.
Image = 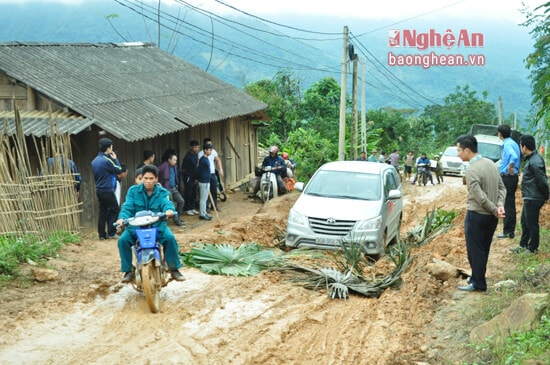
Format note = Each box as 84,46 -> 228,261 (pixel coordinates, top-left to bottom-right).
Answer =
90,137 -> 229,283
356,148 -> 442,185
356,126 -> 548,293
84,125 -> 547,286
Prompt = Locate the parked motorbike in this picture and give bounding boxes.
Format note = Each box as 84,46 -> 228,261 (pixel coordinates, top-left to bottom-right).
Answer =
117,210 -> 172,313
416,163 -> 430,186
257,165 -> 279,203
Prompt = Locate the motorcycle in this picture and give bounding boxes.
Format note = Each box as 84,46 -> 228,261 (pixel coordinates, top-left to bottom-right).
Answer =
257,165 -> 279,203
117,210 -> 173,313
416,163 -> 430,186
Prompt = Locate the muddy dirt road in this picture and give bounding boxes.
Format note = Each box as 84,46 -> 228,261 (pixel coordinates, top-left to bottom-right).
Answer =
0,176 -> 545,364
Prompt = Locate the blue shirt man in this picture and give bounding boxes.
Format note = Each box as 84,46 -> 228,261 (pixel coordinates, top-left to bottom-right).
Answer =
496,124 -> 521,239
116,164 -> 185,283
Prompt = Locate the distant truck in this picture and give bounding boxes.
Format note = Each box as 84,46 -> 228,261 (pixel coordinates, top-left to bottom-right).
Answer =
468,124 -> 521,163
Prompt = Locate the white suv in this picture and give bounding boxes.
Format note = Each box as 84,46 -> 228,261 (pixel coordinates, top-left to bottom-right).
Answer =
285,161 -> 403,259
440,146 -> 468,176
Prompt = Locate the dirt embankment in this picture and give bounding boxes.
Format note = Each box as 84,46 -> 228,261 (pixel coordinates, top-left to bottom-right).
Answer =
0,176 -> 547,364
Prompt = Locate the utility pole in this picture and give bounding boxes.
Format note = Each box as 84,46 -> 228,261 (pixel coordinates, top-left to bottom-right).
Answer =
498,96 -> 503,125
338,26 -> 348,161
351,55 -> 358,160
361,56 -> 366,153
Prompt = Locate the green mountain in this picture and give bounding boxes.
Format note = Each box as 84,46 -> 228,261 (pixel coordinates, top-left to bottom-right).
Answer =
0,1 -> 535,126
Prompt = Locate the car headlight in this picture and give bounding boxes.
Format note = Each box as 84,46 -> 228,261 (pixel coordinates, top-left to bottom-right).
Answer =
288,209 -> 308,226
355,216 -> 382,231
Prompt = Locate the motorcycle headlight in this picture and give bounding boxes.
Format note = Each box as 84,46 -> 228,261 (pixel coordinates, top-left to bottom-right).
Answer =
355,216 -> 382,231
288,209 -> 308,226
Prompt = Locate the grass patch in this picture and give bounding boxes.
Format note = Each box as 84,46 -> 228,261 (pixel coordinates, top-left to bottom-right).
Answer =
0,231 -> 80,284
460,228 -> 550,365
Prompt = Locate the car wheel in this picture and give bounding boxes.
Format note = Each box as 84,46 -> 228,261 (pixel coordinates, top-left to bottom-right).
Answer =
389,216 -> 402,245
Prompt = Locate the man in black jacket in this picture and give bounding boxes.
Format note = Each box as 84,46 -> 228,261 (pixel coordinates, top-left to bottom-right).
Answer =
511,135 -> 549,254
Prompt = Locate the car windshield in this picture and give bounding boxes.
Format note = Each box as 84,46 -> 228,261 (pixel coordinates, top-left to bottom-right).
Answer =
304,170 -> 381,200
443,147 -> 458,157
478,142 -> 502,161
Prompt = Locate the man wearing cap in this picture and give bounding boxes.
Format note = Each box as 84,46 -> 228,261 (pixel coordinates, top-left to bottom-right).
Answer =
250,145 -> 288,198
368,150 -> 378,162
92,137 -> 123,240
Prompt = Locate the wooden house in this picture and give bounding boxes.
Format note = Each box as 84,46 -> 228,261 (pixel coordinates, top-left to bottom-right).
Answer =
0,42 -> 268,228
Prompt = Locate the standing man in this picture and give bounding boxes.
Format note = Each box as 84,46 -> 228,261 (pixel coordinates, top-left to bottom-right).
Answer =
115,164 -> 128,207
137,150 -> 155,169
198,138 -> 224,212
368,149 -> 378,162
356,151 -> 367,161
378,150 -> 386,163
158,149 -> 185,227
91,138 -> 122,240
403,150 -> 414,180
388,149 -> 400,173
497,124 -> 521,239
197,144 -> 213,221
182,140 -> 200,215
456,135 -> 506,292
116,164 -> 185,283
510,135 -> 549,254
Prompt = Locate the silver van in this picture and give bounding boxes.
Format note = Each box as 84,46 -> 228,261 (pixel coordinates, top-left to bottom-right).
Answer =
285,161 -> 403,258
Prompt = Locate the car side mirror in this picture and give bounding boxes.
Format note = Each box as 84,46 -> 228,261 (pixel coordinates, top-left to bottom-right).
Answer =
294,182 -> 305,192
388,189 -> 402,200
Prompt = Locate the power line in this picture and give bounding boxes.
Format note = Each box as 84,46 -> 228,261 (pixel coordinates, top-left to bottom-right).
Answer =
112,0 -> 447,109
115,0 -> 341,74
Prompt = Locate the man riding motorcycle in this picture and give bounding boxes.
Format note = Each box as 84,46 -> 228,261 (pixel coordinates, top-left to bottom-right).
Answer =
250,146 -> 288,197
412,152 -> 435,185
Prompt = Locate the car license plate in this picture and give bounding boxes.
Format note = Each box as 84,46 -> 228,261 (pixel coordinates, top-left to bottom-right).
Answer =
315,237 -> 341,246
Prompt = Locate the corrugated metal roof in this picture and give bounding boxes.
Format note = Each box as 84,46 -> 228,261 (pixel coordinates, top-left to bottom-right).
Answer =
0,42 -> 268,141
0,110 -> 94,136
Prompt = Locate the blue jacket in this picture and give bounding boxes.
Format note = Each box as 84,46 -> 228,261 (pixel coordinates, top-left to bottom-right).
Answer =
262,154 -> 286,176
118,183 -> 175,231
198,155 -> 211,183
91,153 -> 122,192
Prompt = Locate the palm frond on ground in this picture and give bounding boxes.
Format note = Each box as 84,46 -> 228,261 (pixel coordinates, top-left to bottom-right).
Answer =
279,243 -> 412,299
182,243 -> 283,276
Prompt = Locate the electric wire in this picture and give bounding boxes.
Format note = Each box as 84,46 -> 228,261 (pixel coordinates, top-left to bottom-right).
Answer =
115,0 -> 337,72
113,0 -> 447,109
115,0 -> 341,74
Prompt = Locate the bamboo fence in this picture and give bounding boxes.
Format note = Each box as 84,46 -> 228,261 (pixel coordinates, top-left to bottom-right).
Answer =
0,107 -> 82,240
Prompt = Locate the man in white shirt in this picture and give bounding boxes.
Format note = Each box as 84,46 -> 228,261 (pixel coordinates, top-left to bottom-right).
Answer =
197,138 -> 224,212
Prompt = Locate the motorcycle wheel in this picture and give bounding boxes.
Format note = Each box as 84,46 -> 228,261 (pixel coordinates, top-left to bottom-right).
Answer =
422,172 -> 427,186
261,183 -> 271,203
142,262 -> 161,313
218,191 -> 227,202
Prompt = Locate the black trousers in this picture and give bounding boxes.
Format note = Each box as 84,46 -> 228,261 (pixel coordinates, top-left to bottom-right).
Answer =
96,191 -> 119,238
464,210 -> 498,291
208,173 -> 219,208
519,199 -> 544,252
183,176 -> 197,212
501,175 -> 518,235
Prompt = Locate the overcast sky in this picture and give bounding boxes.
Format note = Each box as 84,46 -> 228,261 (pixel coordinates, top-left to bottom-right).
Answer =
0,0 -> 543,23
